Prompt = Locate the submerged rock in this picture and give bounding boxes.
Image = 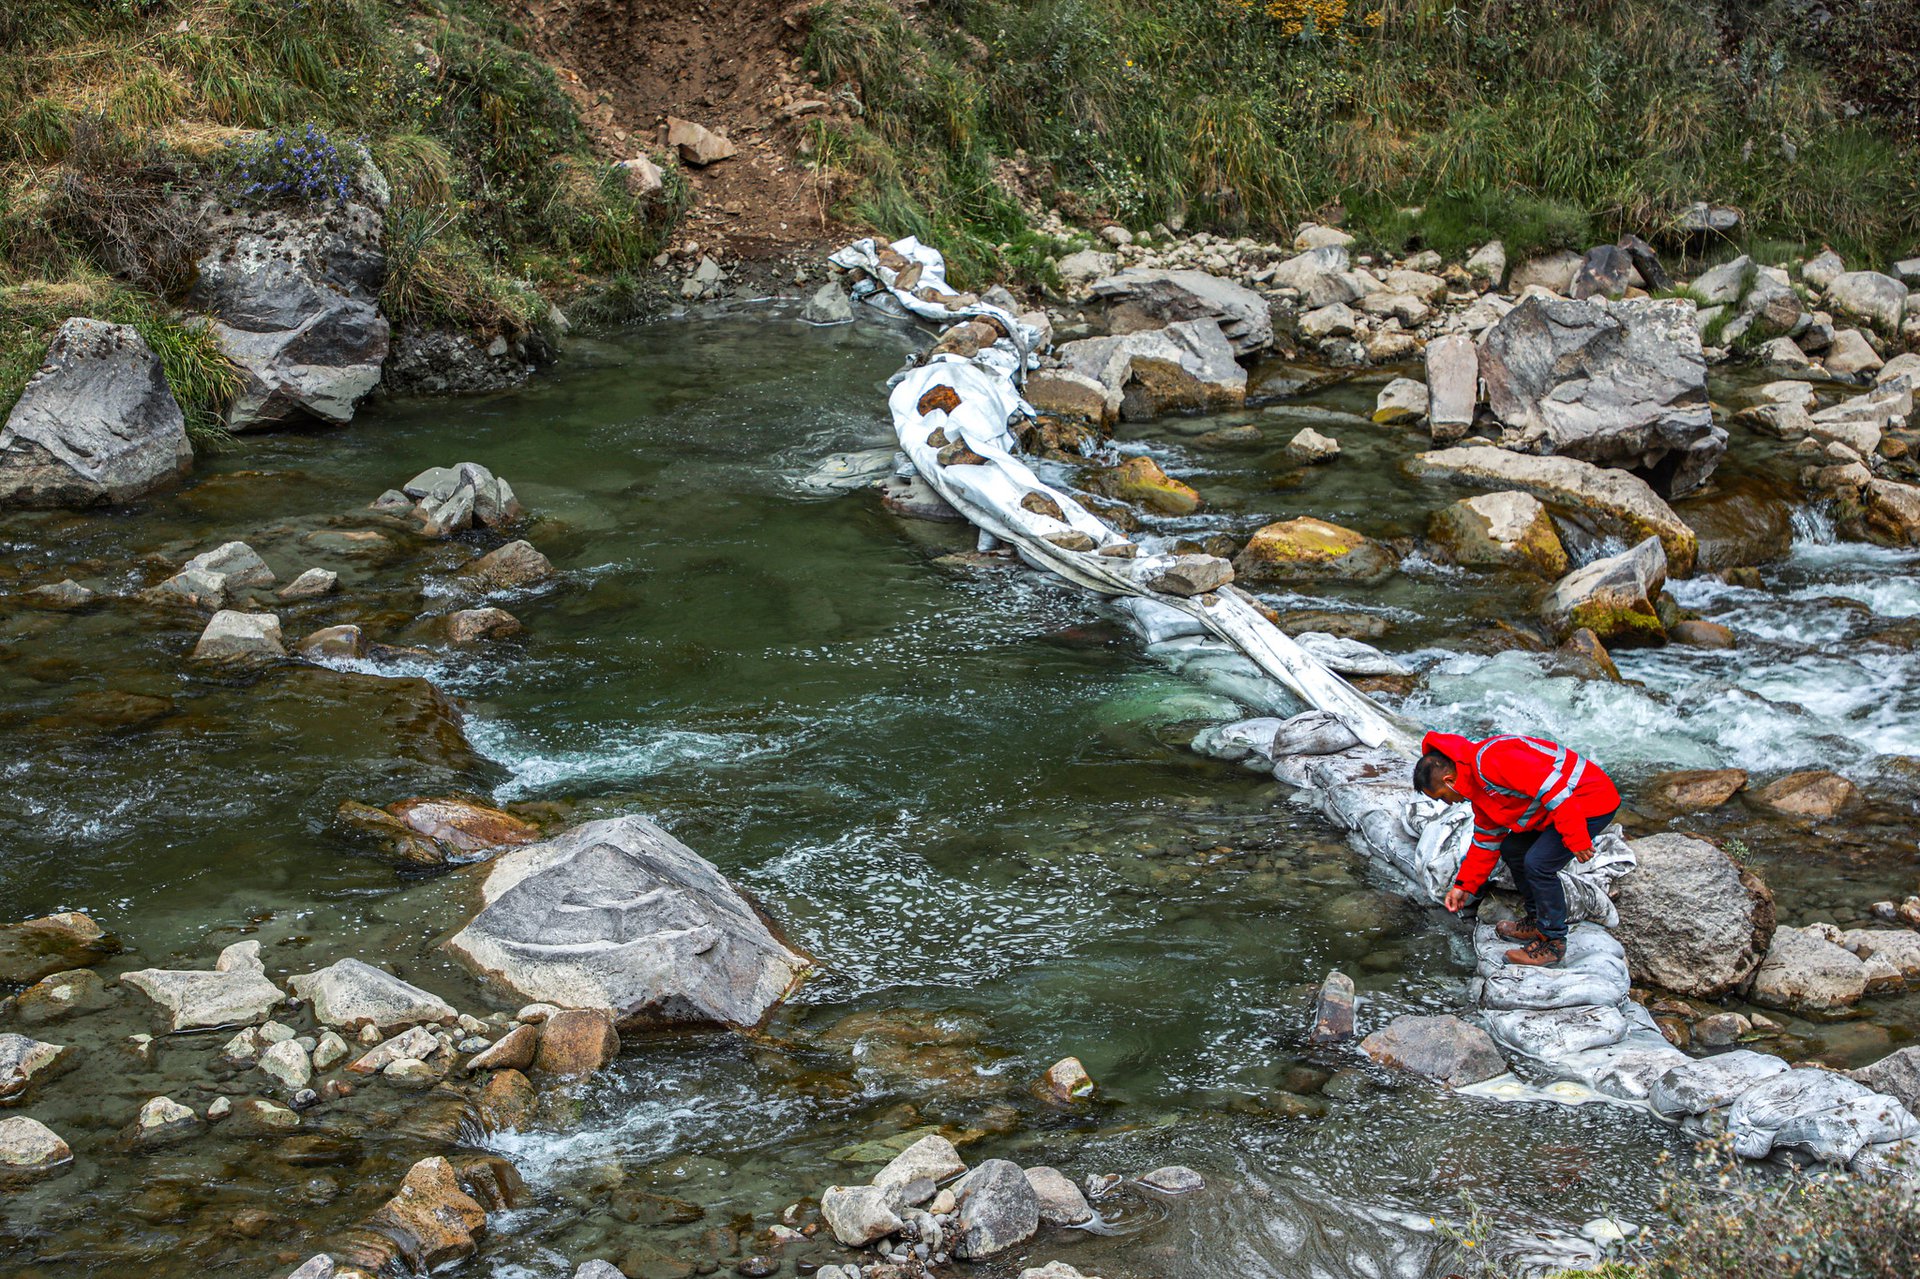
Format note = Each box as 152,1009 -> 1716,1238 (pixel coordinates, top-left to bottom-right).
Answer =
1360,1014 -> 1505,1087
288,958 -> 457,1035
121,940 -> 286,1031
1611,833 -> 1774,998
0,318 -> 192,509
1135,1165 -> 1206,1194
444,815 -> 812,1029
1478,297 -> 1721,496
1539,537 -> 1668,646
0,912 -> 117,985
1406,446 -> 1696,575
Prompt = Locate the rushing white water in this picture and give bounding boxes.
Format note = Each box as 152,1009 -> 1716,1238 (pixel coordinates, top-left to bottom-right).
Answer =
1408,520 -> 1920,777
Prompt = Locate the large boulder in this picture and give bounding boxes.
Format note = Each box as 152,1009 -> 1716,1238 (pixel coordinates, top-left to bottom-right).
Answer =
1539,536 -> 1668,645
1359,1014 -> 1504,1087
1427,491 -> 1567,576
122,940 -> 286,1031
1405,446 -> 1697,575
0,318 -> 192,508
445,816 -> 811,1029
1825,271 -> 1907,333
190,151 -> 390,429
1086,268 -> 1272,355
1751,927 -> 1868,1011
1233,517 -> 1395,585
1478,297 -> 1722,496
1610,833 -> 1774,997
1055,318 -> 1246,420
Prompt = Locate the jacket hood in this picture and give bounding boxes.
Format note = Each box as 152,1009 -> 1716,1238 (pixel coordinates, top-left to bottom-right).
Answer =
1422,731 -> 1476,767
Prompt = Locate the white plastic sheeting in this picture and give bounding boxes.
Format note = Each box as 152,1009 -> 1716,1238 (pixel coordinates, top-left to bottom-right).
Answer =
832,236 -> 1917,1181
832,236 -> 1417,753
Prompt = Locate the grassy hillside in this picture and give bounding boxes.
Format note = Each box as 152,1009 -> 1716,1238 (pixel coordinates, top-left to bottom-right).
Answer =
0,0 -> 683,429
800,0 -> 1920,287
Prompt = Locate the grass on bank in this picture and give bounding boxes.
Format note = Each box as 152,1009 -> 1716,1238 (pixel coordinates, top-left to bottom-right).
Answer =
0,0 -> 686,414
1437,1139 -> 1920,1279
800,0 -> 1920,289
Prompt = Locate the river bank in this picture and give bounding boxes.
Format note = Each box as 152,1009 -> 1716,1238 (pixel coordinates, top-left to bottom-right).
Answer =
2,265 -> 1918,1275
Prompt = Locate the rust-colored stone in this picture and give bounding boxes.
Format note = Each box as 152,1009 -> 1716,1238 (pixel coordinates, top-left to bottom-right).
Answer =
917,384 -> 963,416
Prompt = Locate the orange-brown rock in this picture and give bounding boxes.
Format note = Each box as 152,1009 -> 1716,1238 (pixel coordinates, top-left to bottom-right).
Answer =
917,384 -> 963,416
1645,768 -> 1748,811
533,1009 -> 620,1075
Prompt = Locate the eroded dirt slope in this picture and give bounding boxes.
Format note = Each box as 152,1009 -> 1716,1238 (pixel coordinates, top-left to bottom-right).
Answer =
522,0 -> 847,259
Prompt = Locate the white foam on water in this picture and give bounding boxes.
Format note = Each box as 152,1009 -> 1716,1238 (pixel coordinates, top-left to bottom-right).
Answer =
465,718 -> 777,800
748,820 -> 1118,994
482,1062 -> 825,1188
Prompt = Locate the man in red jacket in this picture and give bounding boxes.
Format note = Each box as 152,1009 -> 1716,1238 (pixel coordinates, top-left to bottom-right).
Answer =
1413,731 -> 1621,966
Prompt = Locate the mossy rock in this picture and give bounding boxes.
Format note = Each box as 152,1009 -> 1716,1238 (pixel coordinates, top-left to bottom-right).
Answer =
1232,517 -> 1396,584
1087,455 -> 1201,516
1427,491 -> 1568,577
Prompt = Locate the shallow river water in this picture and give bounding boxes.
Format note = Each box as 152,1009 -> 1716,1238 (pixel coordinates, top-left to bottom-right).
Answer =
1,305 -> 1916,1279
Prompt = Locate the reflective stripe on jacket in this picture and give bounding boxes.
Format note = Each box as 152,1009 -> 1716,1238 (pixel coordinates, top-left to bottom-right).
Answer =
1422,731 -> 1621,894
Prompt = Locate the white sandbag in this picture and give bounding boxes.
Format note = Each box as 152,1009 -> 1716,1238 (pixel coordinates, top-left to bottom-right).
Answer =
1650,1050 -> 1793,1120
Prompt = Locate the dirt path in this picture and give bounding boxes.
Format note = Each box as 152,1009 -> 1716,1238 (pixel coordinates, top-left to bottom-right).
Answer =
522,0 -> 850,262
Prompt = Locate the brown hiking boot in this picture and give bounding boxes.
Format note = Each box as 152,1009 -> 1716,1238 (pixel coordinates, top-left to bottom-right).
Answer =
1504,937 -> 1566,966
1495,918 -> 1545,943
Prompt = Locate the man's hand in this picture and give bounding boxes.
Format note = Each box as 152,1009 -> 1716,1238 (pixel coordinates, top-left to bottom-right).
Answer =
1573,846 -> 1593,863
1444,886 -> 1471,913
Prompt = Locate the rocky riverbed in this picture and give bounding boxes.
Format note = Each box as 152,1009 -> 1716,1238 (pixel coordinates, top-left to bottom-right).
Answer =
3,217 -> 1920,1279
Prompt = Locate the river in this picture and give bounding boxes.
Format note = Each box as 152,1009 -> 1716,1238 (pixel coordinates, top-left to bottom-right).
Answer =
1,304 -> 1915,1278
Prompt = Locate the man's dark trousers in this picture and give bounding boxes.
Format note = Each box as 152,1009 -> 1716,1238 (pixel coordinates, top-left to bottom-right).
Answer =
1496,812 -> 1617,941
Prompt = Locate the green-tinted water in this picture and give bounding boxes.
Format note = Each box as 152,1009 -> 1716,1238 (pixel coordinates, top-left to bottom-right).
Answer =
2,306 -> 1913,1279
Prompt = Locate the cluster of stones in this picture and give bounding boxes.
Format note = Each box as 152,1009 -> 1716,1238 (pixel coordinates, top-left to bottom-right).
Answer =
34,458 -> 552,667
816,1128 -> 1202,1276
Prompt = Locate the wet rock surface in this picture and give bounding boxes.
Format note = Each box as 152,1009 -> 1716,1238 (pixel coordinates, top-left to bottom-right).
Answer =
446,815 -> 812,1028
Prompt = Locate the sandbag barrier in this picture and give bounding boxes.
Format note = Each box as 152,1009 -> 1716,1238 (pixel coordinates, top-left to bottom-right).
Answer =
830,237 -> 1919,1181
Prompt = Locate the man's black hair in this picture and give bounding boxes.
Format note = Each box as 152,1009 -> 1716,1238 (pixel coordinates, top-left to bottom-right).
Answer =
1412,750 -> 1454,795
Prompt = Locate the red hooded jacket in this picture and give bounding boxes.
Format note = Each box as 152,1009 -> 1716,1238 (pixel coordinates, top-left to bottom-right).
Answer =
1423,731 -> 1621,894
